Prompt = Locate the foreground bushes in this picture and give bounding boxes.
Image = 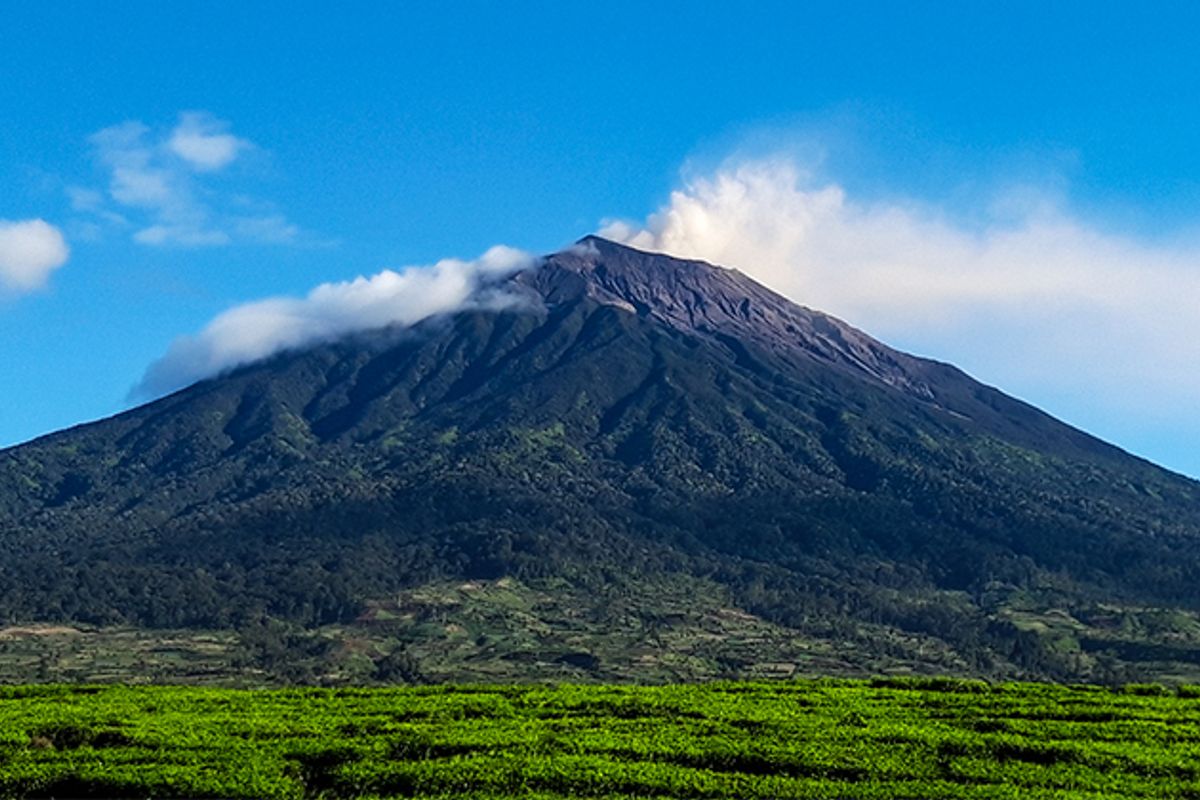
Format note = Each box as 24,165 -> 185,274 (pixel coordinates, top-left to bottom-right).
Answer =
0,680 -> 1198,798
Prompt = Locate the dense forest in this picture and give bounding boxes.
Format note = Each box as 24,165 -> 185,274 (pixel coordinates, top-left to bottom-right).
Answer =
2,238 -> 1199,682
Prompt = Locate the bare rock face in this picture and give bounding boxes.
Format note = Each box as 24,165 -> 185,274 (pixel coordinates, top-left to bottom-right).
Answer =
519,237 -> 1111,458
526,236 -> 940,401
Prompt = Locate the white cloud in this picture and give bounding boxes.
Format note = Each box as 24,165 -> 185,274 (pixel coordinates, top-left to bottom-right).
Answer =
91,121 -> 181,208
134,245 -> 534,399
78,113 -> 301,247
601,158 -> 1200,422
66,186 -> 105,213
168,112 -> 247,171
133,225 -> 231,247
0,219 -> 70,293
67,186 -> 127,227
232,214 -> 300,244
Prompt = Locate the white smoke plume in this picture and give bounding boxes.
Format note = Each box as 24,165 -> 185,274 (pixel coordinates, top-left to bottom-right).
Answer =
134,245 -> 534,399
0,219 -> 70,293
601,158 -> 1200,469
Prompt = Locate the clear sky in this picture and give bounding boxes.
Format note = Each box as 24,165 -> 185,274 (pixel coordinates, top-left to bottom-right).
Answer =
3,2 -> 1200,477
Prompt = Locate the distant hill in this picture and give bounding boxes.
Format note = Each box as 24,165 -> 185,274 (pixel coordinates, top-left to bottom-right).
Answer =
3,236 -> 1200,683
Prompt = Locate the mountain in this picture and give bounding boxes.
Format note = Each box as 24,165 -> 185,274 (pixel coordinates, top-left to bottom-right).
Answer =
3,236 -> 1200,684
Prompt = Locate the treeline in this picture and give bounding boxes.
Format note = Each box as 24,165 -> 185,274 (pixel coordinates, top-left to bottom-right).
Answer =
2,297 -> 1200,685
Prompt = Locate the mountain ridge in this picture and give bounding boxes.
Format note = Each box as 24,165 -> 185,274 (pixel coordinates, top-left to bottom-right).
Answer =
0,236 -> 1157,473
525,237 -> 1134,466
1,236 -> 1198,683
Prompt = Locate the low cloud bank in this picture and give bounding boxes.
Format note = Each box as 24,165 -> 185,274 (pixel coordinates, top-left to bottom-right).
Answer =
134,246 -> 534,399
601,159 -> 1200,420
0,219 -> 69,293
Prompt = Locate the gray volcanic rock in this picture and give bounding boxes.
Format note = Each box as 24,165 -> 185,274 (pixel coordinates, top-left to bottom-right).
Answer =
524,236 -> 934,394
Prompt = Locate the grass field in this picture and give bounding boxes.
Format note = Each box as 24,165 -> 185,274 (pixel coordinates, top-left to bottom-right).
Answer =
1,679 -> 1199,798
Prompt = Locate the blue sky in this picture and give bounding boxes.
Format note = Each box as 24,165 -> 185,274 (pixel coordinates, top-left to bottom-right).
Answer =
3,2 -> 1200,477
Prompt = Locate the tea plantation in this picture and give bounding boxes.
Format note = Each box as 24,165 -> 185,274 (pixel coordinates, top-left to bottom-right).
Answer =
1,679 -> 1198,798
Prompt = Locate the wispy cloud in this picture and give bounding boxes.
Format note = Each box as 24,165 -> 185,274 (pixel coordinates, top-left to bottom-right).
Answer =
0,219 -> 69,294
601,158 -> 1200,421
167,112 -> 247,171
75,112 -> 303,247
134,245 -> 534,399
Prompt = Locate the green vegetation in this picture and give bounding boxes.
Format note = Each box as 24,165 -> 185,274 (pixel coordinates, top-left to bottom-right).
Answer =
2,237 -> 1200,684
1,680 -> 1199,798
4,576 -> 1200,686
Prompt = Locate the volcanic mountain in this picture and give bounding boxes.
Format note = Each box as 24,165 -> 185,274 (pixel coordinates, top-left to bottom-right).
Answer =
3,236 -> 1199,682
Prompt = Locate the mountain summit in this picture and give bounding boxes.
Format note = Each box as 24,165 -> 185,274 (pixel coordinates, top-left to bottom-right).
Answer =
528,237 -> 1114,460
529,237 -> 938,391
2,237 -> 1199,682
528,236 -> 935,392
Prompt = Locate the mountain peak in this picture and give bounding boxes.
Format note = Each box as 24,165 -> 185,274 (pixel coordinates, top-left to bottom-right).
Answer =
520,236 -> 941,402
531,234 -> 770,317
1,229 -> 1193,685
545,235 -> 729,288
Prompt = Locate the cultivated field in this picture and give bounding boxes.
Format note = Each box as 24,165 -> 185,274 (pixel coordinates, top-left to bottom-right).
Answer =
1,679 -> 1198,798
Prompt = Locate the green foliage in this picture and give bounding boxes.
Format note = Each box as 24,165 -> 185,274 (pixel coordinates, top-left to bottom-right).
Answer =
0,681 -> 1199,798
373,646 -> 424,684
1,237 -> 1200,684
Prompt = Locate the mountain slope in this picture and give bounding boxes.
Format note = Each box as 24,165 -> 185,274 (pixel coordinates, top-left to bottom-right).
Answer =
2,236 -> 1199,682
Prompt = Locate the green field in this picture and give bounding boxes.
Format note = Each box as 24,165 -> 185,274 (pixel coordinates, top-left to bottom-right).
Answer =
1,680 -> 1199,798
